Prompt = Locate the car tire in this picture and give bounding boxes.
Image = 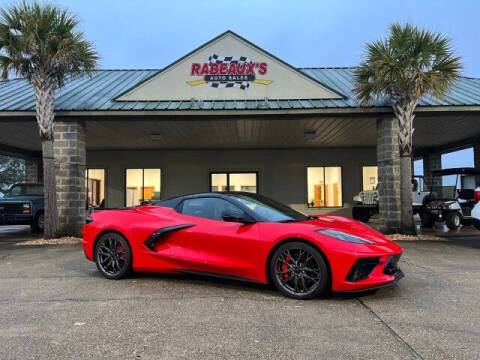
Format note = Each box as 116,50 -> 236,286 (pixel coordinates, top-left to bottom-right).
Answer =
446,212 -> 462,230
31,211 -> 44,234
420,212 -> 435,228
352,207 -> 371,223
270,241 -> 328,300
94,232 -> 132,279
461,218 -> 472,227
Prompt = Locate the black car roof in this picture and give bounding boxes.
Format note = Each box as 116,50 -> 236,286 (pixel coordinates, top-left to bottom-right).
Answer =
432,167 -> 480,176
155,191 -> 258,202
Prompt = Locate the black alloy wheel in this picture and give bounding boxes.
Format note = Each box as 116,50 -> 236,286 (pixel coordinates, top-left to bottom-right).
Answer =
95,232 -> 132,279
270,241 -> 328,299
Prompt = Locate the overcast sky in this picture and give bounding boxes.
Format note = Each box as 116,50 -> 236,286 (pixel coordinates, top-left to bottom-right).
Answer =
0,0 -> 474,75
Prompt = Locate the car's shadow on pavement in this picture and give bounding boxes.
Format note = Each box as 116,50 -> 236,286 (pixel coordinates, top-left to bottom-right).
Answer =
127,271 -> 281,296
108,271 -> 386,301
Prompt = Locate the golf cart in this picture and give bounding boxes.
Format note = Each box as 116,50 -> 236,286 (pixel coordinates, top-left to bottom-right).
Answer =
352,175 -> 429,223
420,167 -> 480,230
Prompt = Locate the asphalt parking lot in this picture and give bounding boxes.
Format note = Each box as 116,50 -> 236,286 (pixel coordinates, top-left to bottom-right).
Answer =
0,228 -> 479,359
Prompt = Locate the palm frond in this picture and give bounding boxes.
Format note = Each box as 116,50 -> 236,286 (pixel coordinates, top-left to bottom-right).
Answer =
0,1 -> 99,86
353,22 -> 462,107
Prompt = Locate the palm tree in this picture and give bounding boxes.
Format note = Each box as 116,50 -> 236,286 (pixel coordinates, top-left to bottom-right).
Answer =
353,23 -> 462,234
0,1 -> 98,238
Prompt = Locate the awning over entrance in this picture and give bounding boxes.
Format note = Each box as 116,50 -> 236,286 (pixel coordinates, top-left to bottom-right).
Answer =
1,112 -> 479,154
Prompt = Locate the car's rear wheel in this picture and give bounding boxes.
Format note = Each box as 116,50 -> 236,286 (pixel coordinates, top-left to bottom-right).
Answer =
270,241 -> 328,300
94,232 -> 132,279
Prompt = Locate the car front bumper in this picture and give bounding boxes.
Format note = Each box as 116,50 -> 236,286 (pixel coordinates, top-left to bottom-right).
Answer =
327,246 -> 404,293
334,268 -> 404,294
0,213 -> 33,225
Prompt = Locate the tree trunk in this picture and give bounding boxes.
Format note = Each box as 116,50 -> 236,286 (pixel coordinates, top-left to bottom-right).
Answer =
395,100 -> 417,235
400,155 -> 416,234
33,74 -> 58,238
41,139 -> 58,238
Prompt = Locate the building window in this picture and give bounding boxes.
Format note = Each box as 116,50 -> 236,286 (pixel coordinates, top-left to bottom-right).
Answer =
86,169 -> 106,208
362,166 -> 378,191
126,169 -> 161,206
210,172 -> 257,193
307,167 -> 342,207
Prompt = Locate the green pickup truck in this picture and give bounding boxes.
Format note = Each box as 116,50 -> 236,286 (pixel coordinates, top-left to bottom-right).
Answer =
0,183 -> 44,233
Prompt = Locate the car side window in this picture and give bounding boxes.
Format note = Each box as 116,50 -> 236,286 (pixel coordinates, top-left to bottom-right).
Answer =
180,197 -> 242,221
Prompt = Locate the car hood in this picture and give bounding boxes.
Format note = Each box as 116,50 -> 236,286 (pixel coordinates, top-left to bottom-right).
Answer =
0,196 -> 42,202
301,215 -> 393,246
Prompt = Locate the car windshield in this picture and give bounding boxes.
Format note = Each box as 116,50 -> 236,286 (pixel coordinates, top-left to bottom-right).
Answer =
227,193 -> 311,222
429,173 -> 476,200
7,184 -> 44,197
429,184 -> 456,200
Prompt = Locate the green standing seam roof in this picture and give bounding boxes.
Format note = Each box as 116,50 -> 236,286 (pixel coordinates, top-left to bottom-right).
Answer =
0,67 -> 479,112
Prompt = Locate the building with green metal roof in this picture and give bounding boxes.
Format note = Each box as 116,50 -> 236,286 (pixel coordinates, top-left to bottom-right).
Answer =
1,30 -> 480,236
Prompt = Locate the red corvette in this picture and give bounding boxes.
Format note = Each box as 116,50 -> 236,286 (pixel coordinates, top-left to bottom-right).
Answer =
82,192 -> 403,299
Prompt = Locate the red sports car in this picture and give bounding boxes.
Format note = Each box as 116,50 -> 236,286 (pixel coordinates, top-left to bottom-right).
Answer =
82,192 -> 403,299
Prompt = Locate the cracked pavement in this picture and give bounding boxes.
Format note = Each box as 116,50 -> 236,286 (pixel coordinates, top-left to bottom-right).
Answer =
0,227 -> 479,359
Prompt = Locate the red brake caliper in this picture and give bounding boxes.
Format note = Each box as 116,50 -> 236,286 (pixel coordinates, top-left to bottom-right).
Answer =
282,256 -> 291,279
117,244 -> 125,259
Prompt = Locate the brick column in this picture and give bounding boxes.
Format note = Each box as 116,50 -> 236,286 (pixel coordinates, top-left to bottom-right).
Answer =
54,120 -> 86,237
24,157 -> 43,183
377,116 -> 401,234
423,152 -> 442,189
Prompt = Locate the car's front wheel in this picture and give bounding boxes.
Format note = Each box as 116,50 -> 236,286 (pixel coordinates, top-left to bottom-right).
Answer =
420,212 -> 435,228
352,207 -> 371,223
94,232 -> 132,279
270,241 -> 328,299
446,211 -> 462,230
31,211 -> 44,234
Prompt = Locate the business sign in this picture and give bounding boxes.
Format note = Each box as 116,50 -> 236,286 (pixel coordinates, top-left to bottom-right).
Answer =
117,31 -> 342,101
187,54 -> 273,90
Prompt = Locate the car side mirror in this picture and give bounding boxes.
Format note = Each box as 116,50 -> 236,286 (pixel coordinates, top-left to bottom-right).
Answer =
221,209 -> 254,224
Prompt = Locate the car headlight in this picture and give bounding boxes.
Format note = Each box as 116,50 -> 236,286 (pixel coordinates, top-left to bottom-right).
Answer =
22,203 -> 31,214
315,229 -> 374,244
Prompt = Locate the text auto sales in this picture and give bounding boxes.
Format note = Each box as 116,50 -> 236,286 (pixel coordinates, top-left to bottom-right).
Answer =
191,62 -> 267,82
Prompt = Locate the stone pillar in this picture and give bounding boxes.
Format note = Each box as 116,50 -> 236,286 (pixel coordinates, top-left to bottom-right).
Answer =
423,152 -> 442,188
377,116 -> 401,234
24,157 -> 43,183
54,120 -> 86,237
